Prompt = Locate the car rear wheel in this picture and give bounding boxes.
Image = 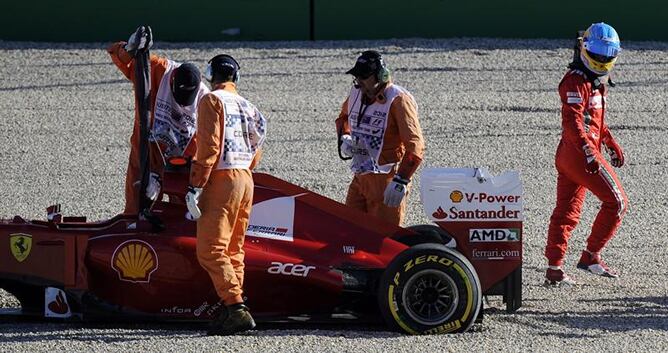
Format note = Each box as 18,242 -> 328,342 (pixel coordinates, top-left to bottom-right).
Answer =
378,243 -> 481,334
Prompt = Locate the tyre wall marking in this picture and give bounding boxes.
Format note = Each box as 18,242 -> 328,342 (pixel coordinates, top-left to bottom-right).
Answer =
453,263 -> 473,322
388,284 -> 418,335
403,255 -> 453,272
424,319 -> 462,334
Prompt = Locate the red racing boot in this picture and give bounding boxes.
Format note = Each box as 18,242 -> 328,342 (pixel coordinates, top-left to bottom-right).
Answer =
577,250 -> 619,278
544,267 -> 576,286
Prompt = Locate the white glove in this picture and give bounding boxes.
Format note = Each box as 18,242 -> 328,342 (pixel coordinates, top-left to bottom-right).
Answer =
185,186 -> 203,220
146,172 -> 161,201
124,25 -> 153,54
383,176 -> 409,207
340,134 -> 355,158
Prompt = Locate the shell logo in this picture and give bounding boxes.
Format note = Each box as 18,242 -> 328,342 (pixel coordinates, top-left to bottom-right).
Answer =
111,240 -> 158,283
450,190 -> 463,203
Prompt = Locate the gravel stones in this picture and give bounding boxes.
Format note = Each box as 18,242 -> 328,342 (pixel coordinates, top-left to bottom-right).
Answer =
0,38 -> 666,351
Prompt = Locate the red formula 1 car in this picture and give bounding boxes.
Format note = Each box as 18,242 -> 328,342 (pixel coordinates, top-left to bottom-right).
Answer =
0,164 -> 522,334
0,46 -> 522,335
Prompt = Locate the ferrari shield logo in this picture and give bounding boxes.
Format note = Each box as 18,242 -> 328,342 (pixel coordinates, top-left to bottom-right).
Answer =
9,233 -> 32,262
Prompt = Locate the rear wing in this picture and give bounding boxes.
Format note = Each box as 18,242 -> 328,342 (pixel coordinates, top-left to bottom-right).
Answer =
420,167 -> 523,312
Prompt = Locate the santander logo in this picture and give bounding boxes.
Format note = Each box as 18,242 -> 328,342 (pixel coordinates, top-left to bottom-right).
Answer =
432,207 -> 447,219
48,290 -> 69,314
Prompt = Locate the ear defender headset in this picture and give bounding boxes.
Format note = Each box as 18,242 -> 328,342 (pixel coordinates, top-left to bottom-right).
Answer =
204,54 -> 240,84
362,50 -> 391,83
375,56 -> 391,83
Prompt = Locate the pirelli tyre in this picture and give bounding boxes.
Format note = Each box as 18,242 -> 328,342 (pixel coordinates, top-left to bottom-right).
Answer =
378,243 -> 482,334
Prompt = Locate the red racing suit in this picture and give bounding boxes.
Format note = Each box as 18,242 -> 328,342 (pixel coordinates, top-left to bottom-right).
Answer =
545,69 -> 628,266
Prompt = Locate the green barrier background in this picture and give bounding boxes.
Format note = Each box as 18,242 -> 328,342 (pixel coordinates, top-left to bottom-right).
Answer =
1,0 -> 665,42
0,0 -> 310,42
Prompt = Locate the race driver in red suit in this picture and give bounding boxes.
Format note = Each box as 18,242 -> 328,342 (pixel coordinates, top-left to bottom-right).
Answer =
545,22 -> 628,286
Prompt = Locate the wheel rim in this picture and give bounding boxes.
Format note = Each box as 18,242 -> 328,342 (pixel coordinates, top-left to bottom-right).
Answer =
401,269 -> 459,325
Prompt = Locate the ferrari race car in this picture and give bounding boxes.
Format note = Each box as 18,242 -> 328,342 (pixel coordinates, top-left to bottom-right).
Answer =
0,46 -> 523,335
1,164 -> 523,334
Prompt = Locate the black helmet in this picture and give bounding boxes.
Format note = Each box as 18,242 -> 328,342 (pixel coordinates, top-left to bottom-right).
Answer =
205,54 -> 240,84
171,62 -> 201,106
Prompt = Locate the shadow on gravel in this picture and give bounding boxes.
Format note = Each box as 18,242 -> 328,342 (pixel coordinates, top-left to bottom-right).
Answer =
0,309 -> 497,342
0,79 -> 125,92
0,322 -> 195,343
0,320 -> 400,343
506,296 -> 668,337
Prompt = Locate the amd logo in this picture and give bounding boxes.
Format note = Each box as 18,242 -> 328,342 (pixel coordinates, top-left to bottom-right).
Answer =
469,228 -> 520,242
267,262 -> 315,277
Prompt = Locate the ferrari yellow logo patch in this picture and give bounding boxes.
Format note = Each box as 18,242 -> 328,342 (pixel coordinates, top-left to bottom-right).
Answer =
10,233 -> 32,262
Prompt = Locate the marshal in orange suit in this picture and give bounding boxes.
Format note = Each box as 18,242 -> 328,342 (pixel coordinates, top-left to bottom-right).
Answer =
336,50 -> 425,226
186,54 -> 266,336
108,26 -> 209,214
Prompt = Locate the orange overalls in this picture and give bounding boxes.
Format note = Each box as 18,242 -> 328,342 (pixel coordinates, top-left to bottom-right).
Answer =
190,83 -> 265,305
108,42 -> 199,214
335,82 -> 425,226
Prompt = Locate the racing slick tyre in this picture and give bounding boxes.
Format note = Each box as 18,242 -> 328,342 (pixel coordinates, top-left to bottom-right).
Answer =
378,243 -> 482,334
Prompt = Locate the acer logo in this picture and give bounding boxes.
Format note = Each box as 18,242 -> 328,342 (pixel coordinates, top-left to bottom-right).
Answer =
267,262 -> 315,277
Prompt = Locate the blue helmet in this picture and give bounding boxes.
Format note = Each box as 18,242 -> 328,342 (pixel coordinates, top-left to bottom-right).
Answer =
580,22 -> 621,75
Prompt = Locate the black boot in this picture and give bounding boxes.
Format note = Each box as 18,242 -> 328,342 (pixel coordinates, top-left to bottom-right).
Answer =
207,303 -> 256,336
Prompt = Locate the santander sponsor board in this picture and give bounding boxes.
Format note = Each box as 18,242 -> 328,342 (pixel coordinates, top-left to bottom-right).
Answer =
421,168 -> 523,222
